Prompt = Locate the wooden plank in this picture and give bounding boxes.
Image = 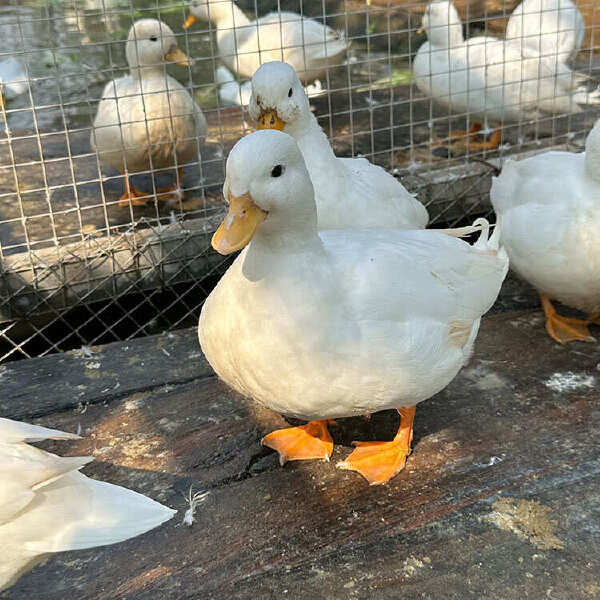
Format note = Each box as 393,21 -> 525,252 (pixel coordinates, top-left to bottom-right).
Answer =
0,328 -> 213,420
0,140 -> 575,324
1,302 -> 599,599
0,209 -> 228,322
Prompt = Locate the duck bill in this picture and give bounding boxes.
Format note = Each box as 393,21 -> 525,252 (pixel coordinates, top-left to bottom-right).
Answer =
257,109 -> 286,131
164,46 -> 195,66
183,14 -> 197,29
212,193 -> 268,255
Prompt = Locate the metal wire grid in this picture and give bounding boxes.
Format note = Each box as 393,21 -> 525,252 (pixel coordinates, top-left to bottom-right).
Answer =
0,0 -> 598,363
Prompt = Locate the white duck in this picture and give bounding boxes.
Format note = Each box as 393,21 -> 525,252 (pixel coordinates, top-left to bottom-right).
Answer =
199,129 -> 508,485
0,417 -> 175,592
92,19 -> 207,206
0,57 -> 27,106
490,119 -> 600,344
249,61 -> 428,230
506,0 -> 584,71
215,65 -> 324,107
413,0 -> 598,151
183,0 -> 347,84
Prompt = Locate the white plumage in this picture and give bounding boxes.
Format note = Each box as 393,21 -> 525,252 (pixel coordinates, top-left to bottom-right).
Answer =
0,418 -> 175,592
249,61 -> 429,230
92,19 -> 207,204
413,0 -> 597,132
490,119 -> 600,342
199,130 -> 507,483
0,57 -> 27,101
184,0 -> 348,84
506,0 -> 585,69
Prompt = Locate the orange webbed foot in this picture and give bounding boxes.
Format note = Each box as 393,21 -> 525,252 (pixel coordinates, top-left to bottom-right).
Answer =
119,187 -> 151,207
262,420 -> 334,465
540,293 -> 595,344
156,167 -> 184,202
587,313 -> 600,326
337,406 -> 416,485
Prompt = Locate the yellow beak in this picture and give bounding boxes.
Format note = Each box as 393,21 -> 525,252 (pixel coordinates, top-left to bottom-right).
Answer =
164,46 -> 195,66
212,193 -> 268,255
417,28 -> 424,34
183,14 -> 197,29
257,109 -> 286,131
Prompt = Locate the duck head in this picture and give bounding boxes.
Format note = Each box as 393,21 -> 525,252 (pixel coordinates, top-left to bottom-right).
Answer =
126,19 -> 194,71
212,130 -> 317,255
184,0 -> 231,29
420,1 -> 463,48
249,62 -> 310,135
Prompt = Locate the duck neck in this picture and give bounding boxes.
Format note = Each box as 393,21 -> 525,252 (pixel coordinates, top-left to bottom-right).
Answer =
208,1 -> 250,28
129,64 -> 166,81
243,223 -> 324,281
285,111 -> 338,175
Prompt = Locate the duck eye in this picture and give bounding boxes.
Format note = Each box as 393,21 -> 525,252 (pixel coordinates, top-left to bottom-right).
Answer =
288,87 -> 293,97
271,164 -> 284,178
149,35 -> 158,42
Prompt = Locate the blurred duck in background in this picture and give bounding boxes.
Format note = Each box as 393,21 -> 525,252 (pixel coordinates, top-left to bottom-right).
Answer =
0,417 -> 175,592
249,61 -> 429,230
92,19 -> 207,207
183,0 -> 348,84
491,119 -> 600,344
506,0 -> 584,75
0,57 -> 27,107
413,0 -> 600,152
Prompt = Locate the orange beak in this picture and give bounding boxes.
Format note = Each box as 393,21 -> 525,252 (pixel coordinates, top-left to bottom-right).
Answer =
257,109 -> 286,131
183,14 -> 197,29
212,192 -> 268,255
164,46 -> 195,66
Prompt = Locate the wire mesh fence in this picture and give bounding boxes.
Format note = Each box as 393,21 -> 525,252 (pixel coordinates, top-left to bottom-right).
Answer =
0,0 -> 598,362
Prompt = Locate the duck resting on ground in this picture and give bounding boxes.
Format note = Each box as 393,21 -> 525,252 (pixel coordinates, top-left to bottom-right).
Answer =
0,418 -> 175,592
249,61 -> 429,230
491,119 -> 600,344
183,0 -> 347,84
506,0 -> 585,74
413,0 -> 599,152
199,129 -> 508,485
92,19 -> 207,207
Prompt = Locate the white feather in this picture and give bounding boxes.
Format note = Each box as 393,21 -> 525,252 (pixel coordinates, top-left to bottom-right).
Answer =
0,418 -> 175,592
187,0 -> 347,83
249,62 -> 429,231
199,130 -> 508,422
490,119 -> 600,314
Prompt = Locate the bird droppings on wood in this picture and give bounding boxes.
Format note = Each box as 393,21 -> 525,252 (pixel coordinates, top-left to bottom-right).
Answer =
483,498 -> 565,551
544,372 -> 596,394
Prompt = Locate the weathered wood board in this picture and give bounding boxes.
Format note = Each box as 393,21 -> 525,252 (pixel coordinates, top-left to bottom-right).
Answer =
0,276 -> 598,599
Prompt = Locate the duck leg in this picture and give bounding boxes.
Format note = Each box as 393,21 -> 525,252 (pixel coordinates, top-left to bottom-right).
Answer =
540,292 -> 595,344
464,127 -> 503,151
434,122 -> 482,148
119,174 -> 150,207
262,420 -> 334,465
155,167 -> 184,202
337,405 -> 416,485
587,313 -> 600,325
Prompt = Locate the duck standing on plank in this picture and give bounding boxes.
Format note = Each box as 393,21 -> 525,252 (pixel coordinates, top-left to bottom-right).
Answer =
491,120 -> 600,344
199,129 -> 508,485
249,61 -> 429,230
92,19 -> 207,206
183,0 -> 348,84
0,418 -> 175,591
